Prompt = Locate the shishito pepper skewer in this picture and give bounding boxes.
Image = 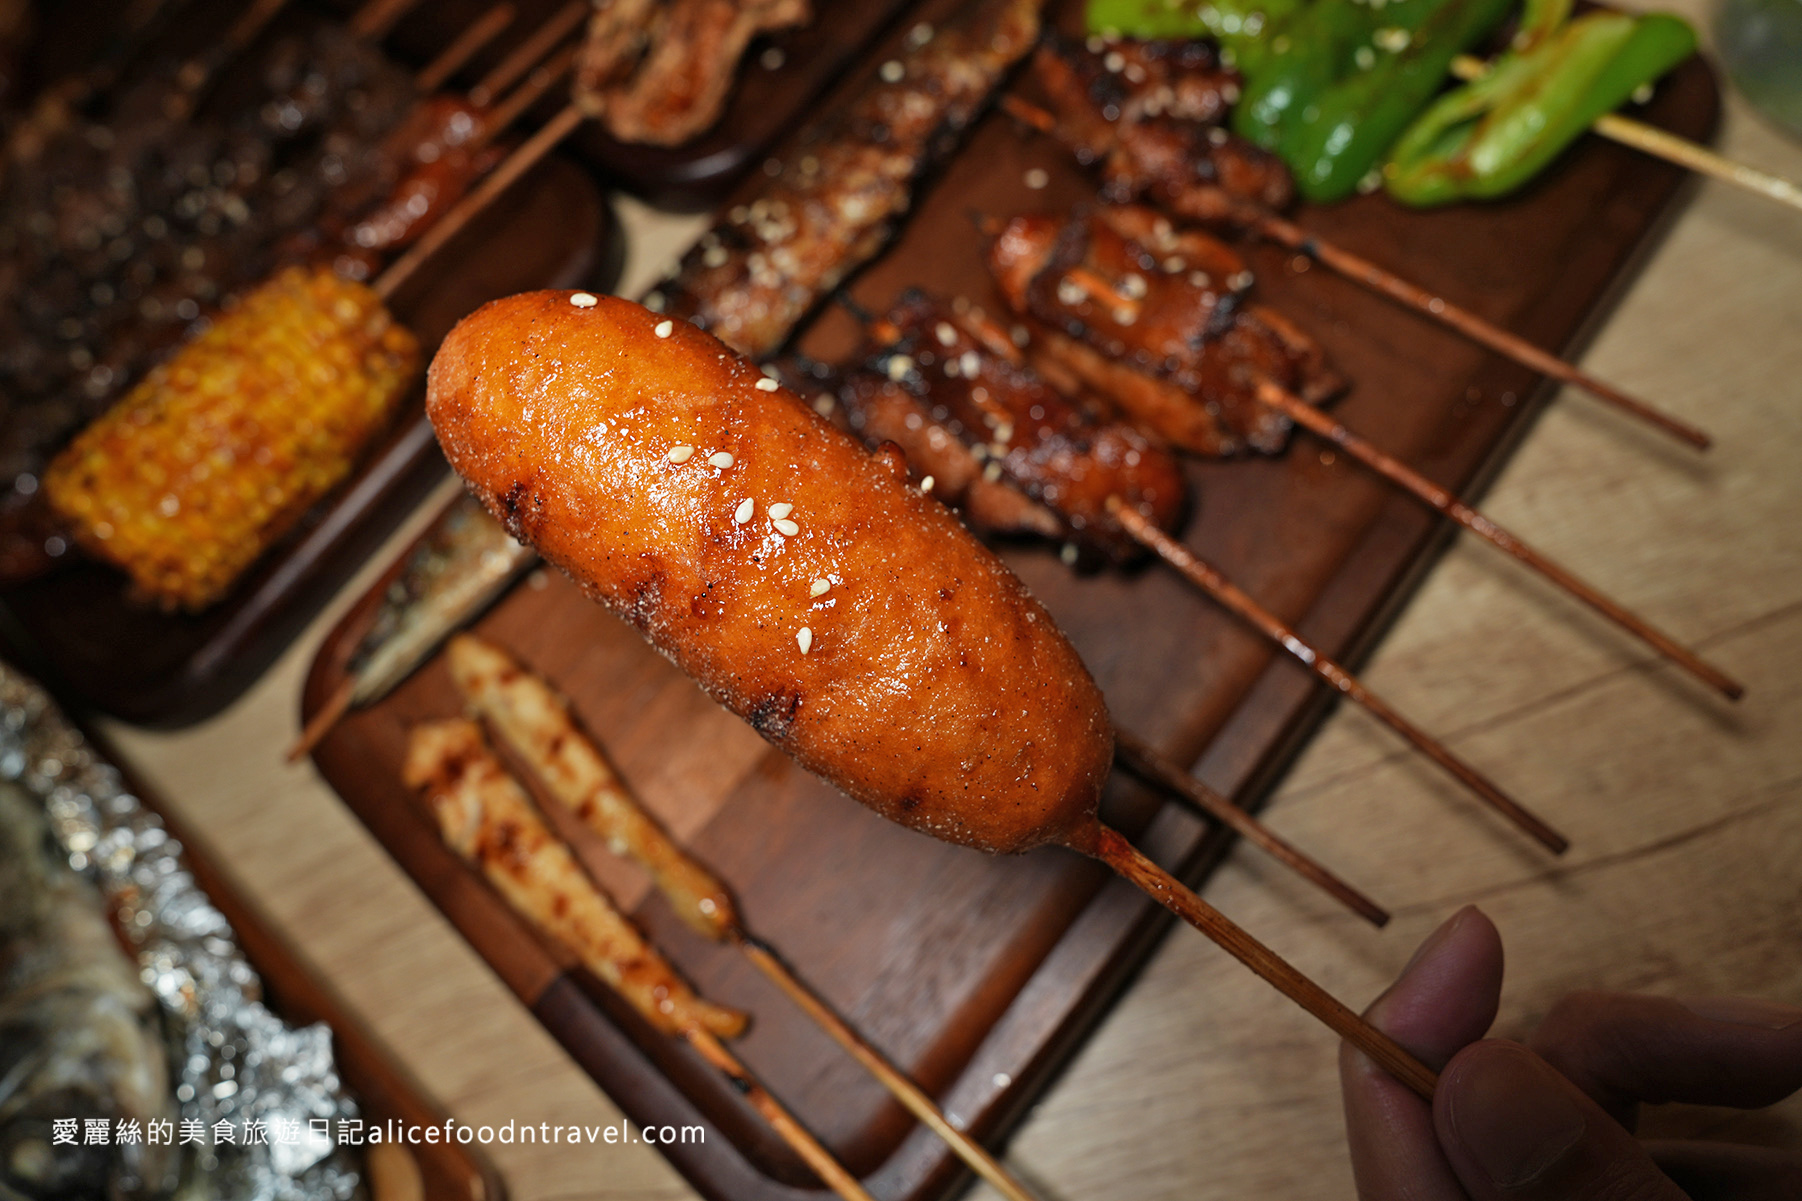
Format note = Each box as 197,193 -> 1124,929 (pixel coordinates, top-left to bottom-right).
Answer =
443,630 -> 1052,1201
1447,53 -> 1802,215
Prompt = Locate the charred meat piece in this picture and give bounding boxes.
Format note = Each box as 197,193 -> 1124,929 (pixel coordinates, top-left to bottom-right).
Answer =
649,0 -> 1047,358
1031,39 -> 1293,222
833,360 -> 1068,547
575,0 -> 811,146
849,290 -> 1186,563
989,206 -> 1342,455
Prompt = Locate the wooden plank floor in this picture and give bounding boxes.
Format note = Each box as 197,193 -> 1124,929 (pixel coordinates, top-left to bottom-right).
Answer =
100,8 -> 1802,1196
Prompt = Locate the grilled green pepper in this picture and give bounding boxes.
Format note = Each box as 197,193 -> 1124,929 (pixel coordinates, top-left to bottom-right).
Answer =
1232,0 -> 1373,150
1384,1 -> 1698,205
1277,0 -> 1517,204
1083,0 -> 1302,76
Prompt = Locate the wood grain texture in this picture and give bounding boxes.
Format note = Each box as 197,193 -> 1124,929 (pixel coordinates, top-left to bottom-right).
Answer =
97,2 -> 1802,1198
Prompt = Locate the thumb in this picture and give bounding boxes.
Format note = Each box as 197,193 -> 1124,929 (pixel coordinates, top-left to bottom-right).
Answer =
1435,1041 -> 1686,1200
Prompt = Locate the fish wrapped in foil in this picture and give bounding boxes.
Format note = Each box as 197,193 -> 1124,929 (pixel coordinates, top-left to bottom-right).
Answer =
0,662 -> 366,1200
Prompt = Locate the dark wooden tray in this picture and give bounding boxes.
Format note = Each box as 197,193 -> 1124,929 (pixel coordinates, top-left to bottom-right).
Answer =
304,13 -> 1719,1201
73,723 -> 508,1201
379,0 -> 925,210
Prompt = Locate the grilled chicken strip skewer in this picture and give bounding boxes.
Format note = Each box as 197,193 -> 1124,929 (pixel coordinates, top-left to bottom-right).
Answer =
447,632 -> 1046,1201
837,290 -> 1562,855
403,720 -> 875,1201
426,290 -> 1438,1097
987,207 -> 1743,702
1012,38 -> 1712,451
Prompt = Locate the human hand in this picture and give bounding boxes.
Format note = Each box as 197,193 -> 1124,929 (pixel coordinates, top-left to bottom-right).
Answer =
1340,906 -> 1802,1199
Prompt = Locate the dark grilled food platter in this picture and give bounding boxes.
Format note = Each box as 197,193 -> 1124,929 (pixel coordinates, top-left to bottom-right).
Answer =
301,1 -> 1721,1198
0,0 -> 614,725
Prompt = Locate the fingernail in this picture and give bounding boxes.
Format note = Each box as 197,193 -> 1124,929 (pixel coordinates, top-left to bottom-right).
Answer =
1401,906 -> 1472,976
1448,1045 -> 1587,1188
1680,996 -> 1802,1030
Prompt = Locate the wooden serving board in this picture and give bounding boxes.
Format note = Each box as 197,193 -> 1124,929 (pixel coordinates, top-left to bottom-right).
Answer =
379,0 -> 926,210
305,6 -> 1720,1199
0,0 -> 617,726
80,724 -> 508,1201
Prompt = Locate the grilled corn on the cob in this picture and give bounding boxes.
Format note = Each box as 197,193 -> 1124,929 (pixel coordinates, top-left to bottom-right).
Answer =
43,266 -> 420,611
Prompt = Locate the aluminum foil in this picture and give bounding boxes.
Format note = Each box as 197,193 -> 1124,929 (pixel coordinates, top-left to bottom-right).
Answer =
0,662 -> 365,1201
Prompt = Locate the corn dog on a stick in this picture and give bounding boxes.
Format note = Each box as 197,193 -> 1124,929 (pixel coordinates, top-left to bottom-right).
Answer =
403,717 -> 747,1039
43,266 -> 420,611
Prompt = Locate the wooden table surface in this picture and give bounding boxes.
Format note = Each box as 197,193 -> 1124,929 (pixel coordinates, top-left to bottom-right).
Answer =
98,11 -> 1802,1198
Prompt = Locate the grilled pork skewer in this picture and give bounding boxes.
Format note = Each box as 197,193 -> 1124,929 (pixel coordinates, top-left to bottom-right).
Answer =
645,0 -> 1048,360
402,719 -> 875,1201
839,289 -> 1563,855
426,290 -> 1438,1097
987,206 -> 1743,701
574,0 -> 812,147
1011,38 -> 1712,451
447,632 -> 1047,1201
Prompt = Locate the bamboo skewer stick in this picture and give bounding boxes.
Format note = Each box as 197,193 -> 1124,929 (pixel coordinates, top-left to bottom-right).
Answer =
1001,95 -> 1710,450
733,937 -> 1036,1201
682,1030 -> 877,1201
1450,54 -> 1802,215
1050,262 -> 1741,700
415,3 -> 517,94
375,103 -> 585,300
1108,501 -> 1567,853
469,0 -> 589,106
349,0 -> 423,40
1114,732 -> 1392,921
1248,379 -> 1744,700
1240,208 -> 1712,450
477,43 -> 578,138
292,680 -> 357,761
1068,821 -> 1439,1099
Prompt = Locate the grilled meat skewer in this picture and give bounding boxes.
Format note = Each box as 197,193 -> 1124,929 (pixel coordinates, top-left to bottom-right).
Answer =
1016,36 -> 1712,450
986,206 -> 1742,701
836,289 -> 1560,854
648,0 -> 1048,360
